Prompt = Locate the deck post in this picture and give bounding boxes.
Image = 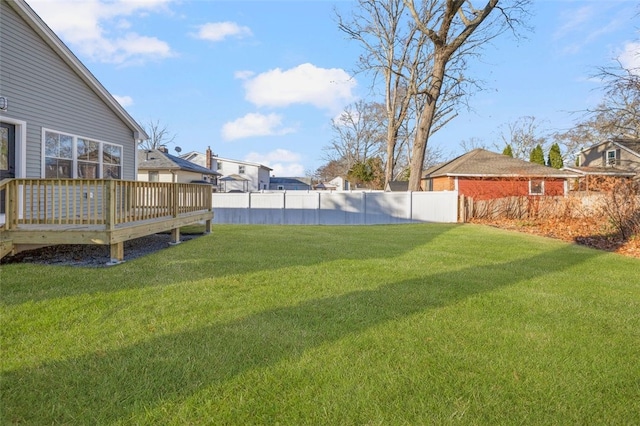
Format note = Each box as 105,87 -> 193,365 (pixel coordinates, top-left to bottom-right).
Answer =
6,179 -> 16,230
169,227 -> 181,245
105,180 -> 117,231
108,242 -> 124,265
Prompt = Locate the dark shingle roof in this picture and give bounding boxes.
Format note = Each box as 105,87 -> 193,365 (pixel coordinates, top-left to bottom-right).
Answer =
423,149 -> 579,178
270,177 -> 312,185
138,149 -> 220,175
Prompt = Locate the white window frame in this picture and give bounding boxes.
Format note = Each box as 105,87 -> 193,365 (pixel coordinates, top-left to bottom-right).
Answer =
529,179 -> 544,195
606,149 -> 617,166
42,129 -> 123,179
148,171 -> 159,182
238,165 -> 246,174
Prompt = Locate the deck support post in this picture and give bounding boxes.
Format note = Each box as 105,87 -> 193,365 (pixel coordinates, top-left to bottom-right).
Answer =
169,227 -> 181,245
107,241 -> 124,265
204,218 -> 212,234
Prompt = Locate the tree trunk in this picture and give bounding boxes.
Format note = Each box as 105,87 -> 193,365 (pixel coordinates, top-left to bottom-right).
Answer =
408,54 -> 447,191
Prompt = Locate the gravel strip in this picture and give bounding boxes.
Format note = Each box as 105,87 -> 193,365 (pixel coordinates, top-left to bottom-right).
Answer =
0,233 -> 203,267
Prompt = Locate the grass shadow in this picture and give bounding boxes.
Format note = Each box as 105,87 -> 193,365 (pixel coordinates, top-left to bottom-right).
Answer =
1,244 -> 603,424
1,224 -> 459,305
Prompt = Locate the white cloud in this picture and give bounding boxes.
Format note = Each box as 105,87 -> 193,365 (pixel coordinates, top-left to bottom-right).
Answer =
193,22 -> 252,42
234,70 -> 255,80
113,94 -> 133,107
28,0 -> 175,65
221,113 -> 296,141
242,63 -> 357,112
245,149 -> 306,176
619,41 -> 640,73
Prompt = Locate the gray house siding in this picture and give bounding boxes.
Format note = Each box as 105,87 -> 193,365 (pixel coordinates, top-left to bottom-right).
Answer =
0,0 -> 140,179
579,140 -> 640,173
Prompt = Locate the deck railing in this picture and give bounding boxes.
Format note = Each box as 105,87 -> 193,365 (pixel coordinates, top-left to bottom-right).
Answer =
1,179 -> 213,230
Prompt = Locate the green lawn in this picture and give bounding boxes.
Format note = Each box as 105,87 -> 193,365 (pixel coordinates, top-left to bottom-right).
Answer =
2,224 -> 639,425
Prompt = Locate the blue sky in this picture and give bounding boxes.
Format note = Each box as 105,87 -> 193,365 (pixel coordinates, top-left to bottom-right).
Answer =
28,0 -> 639,176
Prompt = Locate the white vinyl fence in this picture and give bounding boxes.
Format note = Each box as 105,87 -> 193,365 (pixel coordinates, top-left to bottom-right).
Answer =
212,191 -> 459,225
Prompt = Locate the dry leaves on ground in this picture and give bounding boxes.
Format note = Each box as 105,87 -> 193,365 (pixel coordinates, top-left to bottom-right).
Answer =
472,216 -> 640,259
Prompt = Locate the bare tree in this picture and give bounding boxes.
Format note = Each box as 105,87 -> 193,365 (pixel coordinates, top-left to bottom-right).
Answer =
337,0 -> 421,187
554,59 -> 640,160
138,119 -> 176,150
403,0 -> 530,190
459,136 -> 489,152
323,100 -> 387,171
496,116 -> 548,160
337,0 -> 472,187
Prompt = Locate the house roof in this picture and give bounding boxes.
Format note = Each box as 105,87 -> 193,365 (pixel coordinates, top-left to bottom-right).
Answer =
422,149 -> 580,179
137,149 -> 220,175
270,177 -> 312,185
213,156 -> 273,171
219,174 -> 249,182
8,0 -> 148,141
563,166 -> 637,177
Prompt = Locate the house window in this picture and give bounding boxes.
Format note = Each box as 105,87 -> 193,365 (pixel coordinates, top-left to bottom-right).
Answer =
77,138 -> 99,178
606,150 -> 617,166
217,161 -> 222,170
277,185 -> 284,190
238,165 -> 245,174
103,143 -> 122,179
148,171 -> 159,182
44,131 -> 73,178
529,179 -> 544,195
44,130 -> 123,179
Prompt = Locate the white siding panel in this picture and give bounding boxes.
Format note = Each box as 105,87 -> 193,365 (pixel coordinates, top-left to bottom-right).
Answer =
0,2 -> 137,179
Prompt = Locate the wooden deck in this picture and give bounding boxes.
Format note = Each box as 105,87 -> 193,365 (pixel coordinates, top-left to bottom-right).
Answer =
0,178 -> 213,264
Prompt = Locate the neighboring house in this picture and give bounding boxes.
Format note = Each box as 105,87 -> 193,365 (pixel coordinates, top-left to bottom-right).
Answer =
0,0 -> 147,193
269,177 -> 312,191
180,149 -> 272,192
385,181 -> 409,192
422,149 -> 579,199
213,156 -> 272,192
565,138 -> 640,191
137,147 -> 221,184
180,146 -> 219,174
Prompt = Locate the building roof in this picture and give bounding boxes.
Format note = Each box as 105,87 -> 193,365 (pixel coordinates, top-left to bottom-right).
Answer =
213,156 -> 273,171
270,177 -> 312,185
8,0 -> 148,141
219,174 -> 249,182
137,149 -> 220,175
563,166 -> 637,177
422,149 -> 580,179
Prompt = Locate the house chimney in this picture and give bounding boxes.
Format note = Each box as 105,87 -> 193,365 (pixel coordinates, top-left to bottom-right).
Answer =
206,146 -> 212,170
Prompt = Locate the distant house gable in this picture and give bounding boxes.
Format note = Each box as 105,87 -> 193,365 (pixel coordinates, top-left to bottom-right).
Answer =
213,156 -> 272,192
576,138 -> 640,172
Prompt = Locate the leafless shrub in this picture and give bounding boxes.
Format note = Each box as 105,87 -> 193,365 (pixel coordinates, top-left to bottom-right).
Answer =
600,179 -> 640,239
